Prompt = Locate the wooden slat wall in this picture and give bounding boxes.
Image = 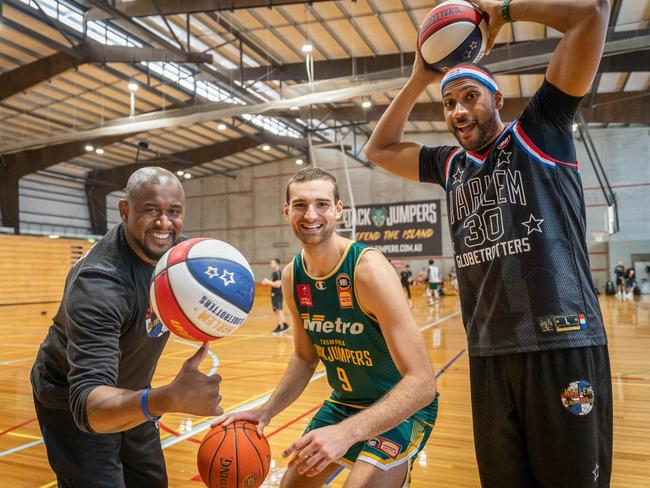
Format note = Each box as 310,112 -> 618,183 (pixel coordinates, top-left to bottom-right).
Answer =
0,234 -> 94,307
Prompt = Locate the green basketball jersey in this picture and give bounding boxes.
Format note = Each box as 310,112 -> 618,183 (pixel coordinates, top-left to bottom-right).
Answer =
291,241 -> 404,406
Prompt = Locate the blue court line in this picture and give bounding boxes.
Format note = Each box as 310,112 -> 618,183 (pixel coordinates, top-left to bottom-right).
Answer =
0,439 -> 43,457
0,339 -> 221,459
325,466 -> 345,485
435,349 -> 466,379
161,371 -> 328,449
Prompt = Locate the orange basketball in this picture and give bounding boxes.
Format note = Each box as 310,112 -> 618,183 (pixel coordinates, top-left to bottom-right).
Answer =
197,420 -> 271,488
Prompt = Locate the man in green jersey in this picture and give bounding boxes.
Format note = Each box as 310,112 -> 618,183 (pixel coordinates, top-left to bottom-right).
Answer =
215,167 -> 438,487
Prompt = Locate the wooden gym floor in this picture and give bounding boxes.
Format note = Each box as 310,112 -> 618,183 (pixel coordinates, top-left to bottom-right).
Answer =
0,286 -> 648,487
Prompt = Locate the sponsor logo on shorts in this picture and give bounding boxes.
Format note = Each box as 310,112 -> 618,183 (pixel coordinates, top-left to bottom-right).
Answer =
315,281 -> 326,290
368,436 -> 402,459
560,380 -> 594,416
297,284 -> 313,307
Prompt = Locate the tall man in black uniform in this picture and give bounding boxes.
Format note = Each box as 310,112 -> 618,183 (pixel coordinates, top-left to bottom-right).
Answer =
365,0 -> 612,486
31,167 -> 223,487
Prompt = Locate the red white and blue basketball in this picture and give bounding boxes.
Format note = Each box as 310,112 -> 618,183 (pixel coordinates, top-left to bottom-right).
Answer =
417,0 -> 488,71
150,238 -> 255,342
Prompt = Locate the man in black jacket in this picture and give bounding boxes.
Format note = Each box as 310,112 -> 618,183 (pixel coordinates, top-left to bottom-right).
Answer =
31,167 -> 222,487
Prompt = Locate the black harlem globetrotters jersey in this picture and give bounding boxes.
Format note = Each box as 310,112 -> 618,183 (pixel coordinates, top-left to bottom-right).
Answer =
420,80 -> 607,356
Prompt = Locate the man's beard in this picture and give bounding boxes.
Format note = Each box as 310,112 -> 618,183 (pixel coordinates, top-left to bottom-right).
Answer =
456,112 -> 501,152
134,234 -> 175,261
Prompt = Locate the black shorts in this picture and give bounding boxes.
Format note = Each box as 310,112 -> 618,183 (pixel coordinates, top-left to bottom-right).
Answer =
615,277 -> 624,286
34,396 -> 167,488
469,346 -> 612,488
271,293 -> 283,311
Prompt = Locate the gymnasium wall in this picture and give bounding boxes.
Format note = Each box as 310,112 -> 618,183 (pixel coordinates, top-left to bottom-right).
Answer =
1,129 -> 647,288
0,234 -> 93,322
183,127 -> 650,287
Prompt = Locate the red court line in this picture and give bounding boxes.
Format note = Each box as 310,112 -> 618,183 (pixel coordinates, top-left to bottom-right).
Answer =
0,417 -> 37,437
266,404 -> 321,439
159,422 -> 202,444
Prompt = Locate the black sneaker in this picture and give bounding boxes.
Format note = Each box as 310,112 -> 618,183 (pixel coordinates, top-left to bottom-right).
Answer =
271,325 -> 283,334
281,323 -> 289,332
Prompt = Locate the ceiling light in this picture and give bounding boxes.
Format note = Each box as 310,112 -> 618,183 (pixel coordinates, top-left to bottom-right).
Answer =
128,81 -> 139,92
302,43 -> 313,53
84,144 -> 94,152
176,170 -> 185,176
296,159 -> 304,165
362,100 -> 372,109
290,106 -> 300,111
95,148 -> 104,154
183,173 -> 192,179
217,123 -> 226,130
262,145 -> 271,151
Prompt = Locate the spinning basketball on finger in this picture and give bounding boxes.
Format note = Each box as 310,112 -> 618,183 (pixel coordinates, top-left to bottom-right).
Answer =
366,0 -> 612,487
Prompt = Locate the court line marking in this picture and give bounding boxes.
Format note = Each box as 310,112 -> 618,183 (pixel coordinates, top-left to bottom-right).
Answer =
160,371 -> 328,450
7,311 -> 463,469
163,310 -> 463,458
0,439 -> 43,458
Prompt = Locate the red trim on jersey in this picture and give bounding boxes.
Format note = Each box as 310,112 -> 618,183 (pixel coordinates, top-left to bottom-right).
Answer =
514,123 -> 579,168
465,124 -> 510,163
444,147 -> 463,187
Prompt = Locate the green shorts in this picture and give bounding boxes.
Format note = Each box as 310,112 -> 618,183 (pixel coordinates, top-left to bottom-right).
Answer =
428,282 -> 440,290
304,397 -> 438,478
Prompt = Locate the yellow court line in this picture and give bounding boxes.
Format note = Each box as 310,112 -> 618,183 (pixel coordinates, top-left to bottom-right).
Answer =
160,331 -> 272,360
161,367 -> 327,442
7,432 -> 41,440
38,481 -> 57,488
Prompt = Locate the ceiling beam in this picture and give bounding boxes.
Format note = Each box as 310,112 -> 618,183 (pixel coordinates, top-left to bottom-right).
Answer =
86,0 -> 334,20
223,29 -> 650,81
84,131 -> 308,234
269,91 -> 650,125
0,43 -> 212,101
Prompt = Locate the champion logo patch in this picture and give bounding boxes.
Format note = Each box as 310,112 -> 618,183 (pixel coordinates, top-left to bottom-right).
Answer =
296,284 -> 313,307
497,134 -> 511,150
315,281 -> 326,290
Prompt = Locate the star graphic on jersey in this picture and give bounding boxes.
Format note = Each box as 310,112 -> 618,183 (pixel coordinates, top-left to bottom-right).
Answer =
592,463 -> 600,482
205,266 -> 219,279
463,50 -> 472,60
452,167 -> 464,185
219,269 -> 235,287
470,41 -> 478,49
522,214 -> 544,235
497,149 -> 512,167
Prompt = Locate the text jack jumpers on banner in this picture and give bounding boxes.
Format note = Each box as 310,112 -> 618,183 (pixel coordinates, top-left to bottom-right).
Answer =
342,200 -> 442,257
